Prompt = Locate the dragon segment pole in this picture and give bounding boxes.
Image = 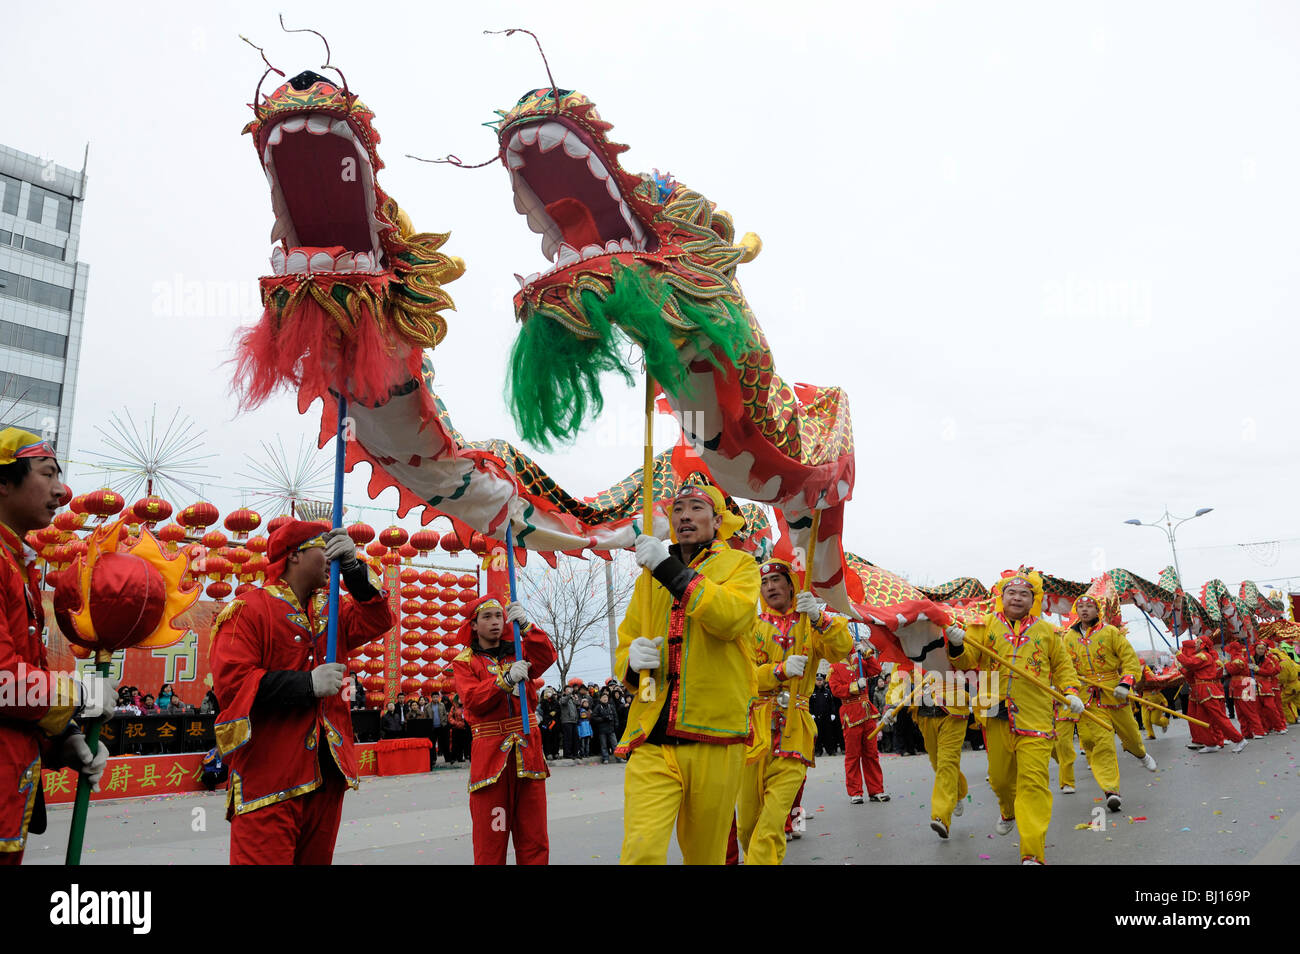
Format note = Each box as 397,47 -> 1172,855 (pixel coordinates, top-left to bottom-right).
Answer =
960,637 -> 1113,731
639,375 -> 657,703
65,651 -> 112,865
506,524 -> 530,735
1076,675 -> 1209,728
785,509 -> 822,727
326,393 -> 347,664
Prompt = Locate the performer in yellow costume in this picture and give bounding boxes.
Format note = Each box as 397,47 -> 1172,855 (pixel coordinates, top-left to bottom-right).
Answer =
1271,642 -> 1299,724
947,570 -> 1083,865
1050,630 -> 1081,795
738,557 -> 851,864
1136,665 -> 1171,739
882,659 -> 971,839
1059,596 -> 1158,813
617,484 -> 759,865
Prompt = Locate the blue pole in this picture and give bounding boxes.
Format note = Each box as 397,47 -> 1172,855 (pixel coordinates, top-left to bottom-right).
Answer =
326,393 -> 347,663
1135,604 -> 1175,651
506,524 -> 530,734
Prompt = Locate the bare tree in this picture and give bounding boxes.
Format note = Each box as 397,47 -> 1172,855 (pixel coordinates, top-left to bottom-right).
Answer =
519,551 -> 639,685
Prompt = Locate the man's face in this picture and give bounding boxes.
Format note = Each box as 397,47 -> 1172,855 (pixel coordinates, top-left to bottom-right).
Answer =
761,571 -> 794,612
0,458 -> 65,534
1077,600 -> 1099,624
671,497 -> 721,547
288,543 -> 329,591
474,607 -> 505,644
1002,584 -> 1034,620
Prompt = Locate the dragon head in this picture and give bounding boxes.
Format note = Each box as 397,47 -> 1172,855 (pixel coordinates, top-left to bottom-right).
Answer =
240,70 -> 463,405
495,89 -> 760,446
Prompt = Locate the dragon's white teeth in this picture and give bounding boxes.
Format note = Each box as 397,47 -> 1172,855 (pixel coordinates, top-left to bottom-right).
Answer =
508,132 -> 526,153
562,133 -> 590,159
605,176 -> 622,200
526,271 -> 542,284
580,244 -> 603,260
281,116 -> 308,134
270,216 -> 290,243
330,119 -> 353,138
536,122 -> 566,153
266,125 -> 285,147
555,243 -> 580,267
506,150 -> 525,170
620,238 -> 635,252
541,233 -> 560,262
605,240 -> 622,254
270,247 -> 286,275
518,126 -> 539,147
619,201 -> 645,242
586,152 -> 608,179
334,252 -> 355,273
306,114 -> 332,135
514,273 -> 526,288
353,252 -> 373,270
285,250 -> 309,273
309,250 -> 335,271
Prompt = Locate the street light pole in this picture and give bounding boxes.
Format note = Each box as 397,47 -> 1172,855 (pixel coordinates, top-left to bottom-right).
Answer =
1124,506 -> 1213,638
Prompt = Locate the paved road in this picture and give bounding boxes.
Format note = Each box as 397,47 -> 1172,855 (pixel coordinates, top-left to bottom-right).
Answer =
27,718 -> 1297,864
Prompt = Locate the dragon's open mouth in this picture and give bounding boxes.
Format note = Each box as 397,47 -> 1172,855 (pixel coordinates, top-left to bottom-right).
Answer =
263,112 -> 386,276
505,119 -> 657,287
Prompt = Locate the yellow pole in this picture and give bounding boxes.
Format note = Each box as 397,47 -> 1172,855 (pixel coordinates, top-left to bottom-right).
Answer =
867,670 -> 925,741
961,635 -> 1113,730
639,376 -> 657,703
1077,675 -> 1209,728
784,509 -> 822,727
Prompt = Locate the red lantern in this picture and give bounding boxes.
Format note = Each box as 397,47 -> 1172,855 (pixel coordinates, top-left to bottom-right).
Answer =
398,543 -> 418,560
246,535 -> 268,554
458,588 -> 477,602
419,569 -> 438,585
224,508 -> 261,539
346,657 -> 364,675
83,488 -> 125,519
347,522 -> 376,545
206,580 -> 233,600
440,646 -> 460,661
362,674 -> 385,692
201,529 -> 228,551
399,567 -> 419,584
234,582 -> 256,597
410,529 -> 440,553
363,658 -> 384,675
421,663 -> 441,678
363,641 -> 384,656
440,618 -> 459,632
418,585 -> 437,601
400,662 -> 421,677
228,547 -> 253,566
267,514 -> 293,535
179,501 -> 219,535
379,525 -> 408,548
401,615 -> 422,631
365,541 -> 387,559
53,511 -> 86,533
441,534 -> 463,555
400,631 -> 423,646
421,617 -> 440,631
156,523 -> 187,547
399,584 -> 421,599
400,678 -> 421,694
437,572 -> 457,587
400,599 -> 422,615
380,553 -> 401,567
69,494 -> 87,515
401,645 -> 423,662
467,532 -> 488,556
459,573 -> 478,588
204,554 -> 233,579
131,496 -> 173,526
421,646 -> 441,662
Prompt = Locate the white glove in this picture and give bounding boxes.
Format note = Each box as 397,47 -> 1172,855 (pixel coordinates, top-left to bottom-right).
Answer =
628,636 -> 664,672
880,707 -> 898,727
634,534 -> 670,572
62,733 -> 110,792
323,527 -> 358,565
852,678 -> 866,693
945,625 -> 964,649
1113,684 -> 1130,703
1065,694 -> 1085,715
795,591 -> 823,617
310,662 -> 349,698
505,602 -> 530,629
782,654 -> 808,679
507,659 -> 530,686
77,673 -> 119,722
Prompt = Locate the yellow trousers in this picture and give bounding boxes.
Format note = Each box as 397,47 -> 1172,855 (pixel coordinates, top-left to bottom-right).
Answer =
737,752 -> 806,866
917,715 -> 968,826
621,742 -> 745,865
984,720 -> 1054,864
1139,693 -> 1169,738
1051,720 -> 1078,788
1282,693 -> 1297,724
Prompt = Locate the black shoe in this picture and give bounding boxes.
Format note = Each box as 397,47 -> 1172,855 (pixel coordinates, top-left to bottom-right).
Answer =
868,793 -> 891,803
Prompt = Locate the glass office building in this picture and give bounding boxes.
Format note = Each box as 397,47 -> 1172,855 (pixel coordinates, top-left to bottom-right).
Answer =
0,144 -> 89,463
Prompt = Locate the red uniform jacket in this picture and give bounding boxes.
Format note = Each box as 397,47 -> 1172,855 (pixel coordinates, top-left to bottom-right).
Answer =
210,577 -> 393,817
1176,645 -> 1224,703
1254,652 -> 1281,696
1223,653 -> 1253,698
1,524 -> 78,854
453,624 -> 557,794
829,652 -> 881,727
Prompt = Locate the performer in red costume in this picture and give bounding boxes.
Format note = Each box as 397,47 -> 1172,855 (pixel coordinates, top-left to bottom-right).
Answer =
211,519 -> 394,865
829,639 -> 890,803
0,429 -> 111,864
1253,639 -> 1289,734
1175,636 -> 1247,754
452,593 -> 557,865
1223,641 -> 1264,739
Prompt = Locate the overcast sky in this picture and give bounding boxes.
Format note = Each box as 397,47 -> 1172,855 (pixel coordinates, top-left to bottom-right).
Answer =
8,1 -> 1299,658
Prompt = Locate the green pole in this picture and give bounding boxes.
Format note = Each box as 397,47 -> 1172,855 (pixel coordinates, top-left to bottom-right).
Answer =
65,651 -> 111,865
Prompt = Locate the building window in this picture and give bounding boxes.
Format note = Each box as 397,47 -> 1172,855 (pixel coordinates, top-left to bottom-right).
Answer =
24,186 -> 72,232
0,269 -> 74,311
0,174 -> 19,216
18,236 -> 64,261
0,230 -> 10,246
0,371 -> 62,408
0,319 -> 67,358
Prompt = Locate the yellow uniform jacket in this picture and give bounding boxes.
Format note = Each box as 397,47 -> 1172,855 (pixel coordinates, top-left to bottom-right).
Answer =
1060,622 -> 1141,708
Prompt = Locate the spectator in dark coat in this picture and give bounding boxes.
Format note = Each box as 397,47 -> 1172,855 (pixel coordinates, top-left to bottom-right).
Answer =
539,689 -> 562,759
592,692 -> 620,763
811,673 -> 839,756
559,687 -> 580,759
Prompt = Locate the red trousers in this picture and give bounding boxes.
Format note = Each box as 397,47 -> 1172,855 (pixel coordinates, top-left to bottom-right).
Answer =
468,750 -> 548,865
1192,698 -> 1242,746
1188,701 -> 1222,746
229,772 -> 347,865
784,779 -> 806,834
843,722 -> 884,797
726,814 -> 739,865
1233,697 -> 1265,738
1259,695 -> 1288,733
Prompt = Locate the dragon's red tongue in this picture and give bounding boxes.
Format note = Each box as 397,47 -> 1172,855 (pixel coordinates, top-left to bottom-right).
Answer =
545,197 -> 600,250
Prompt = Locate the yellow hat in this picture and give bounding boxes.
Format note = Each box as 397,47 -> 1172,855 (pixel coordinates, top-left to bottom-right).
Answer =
993,568 -> 1044,617
667,484 -> 744,542
0,428 -> 55,466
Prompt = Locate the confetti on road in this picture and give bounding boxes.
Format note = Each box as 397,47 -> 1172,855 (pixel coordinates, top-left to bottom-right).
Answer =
979,854 -> 990,860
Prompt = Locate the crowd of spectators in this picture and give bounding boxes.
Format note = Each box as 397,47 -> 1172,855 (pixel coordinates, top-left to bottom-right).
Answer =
537,679 -> 632,763
380,689 -> 471,764
112,683 -> 216,717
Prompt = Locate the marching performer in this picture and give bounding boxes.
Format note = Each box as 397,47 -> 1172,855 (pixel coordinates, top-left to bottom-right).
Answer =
211,519 -> 394,864
1175,636 -> 1247,752
738,557 -> 851,864
0,430 -> 111,865
1275,640 -> 1300,724
1253,639 -> 1289,734
452,593 -> 557,864
946,570 -> 1084,865
617,484 -> 759,864
1223,641 -> 1264,739
1058,596 -> 1157,813
829,638 -> 891,804
1136,665 -> 1171,739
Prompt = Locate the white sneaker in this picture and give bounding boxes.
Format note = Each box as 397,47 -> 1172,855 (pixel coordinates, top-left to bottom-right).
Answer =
1186,742 -> 1203,750
1021,858 -> 1043,865
1141,753 -> 1158,772
1106,792 -> 1122,813
1060,785 -> 1076,794
790,830 -> 802,840
1197,745 -> 1222,753
849,795 -> 864,804
1232,738 -> 1250,753
1279,728 -> 1289,735
930,818 -> 949,839
995,817 -> 1014,836
953,799 -> 965,817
